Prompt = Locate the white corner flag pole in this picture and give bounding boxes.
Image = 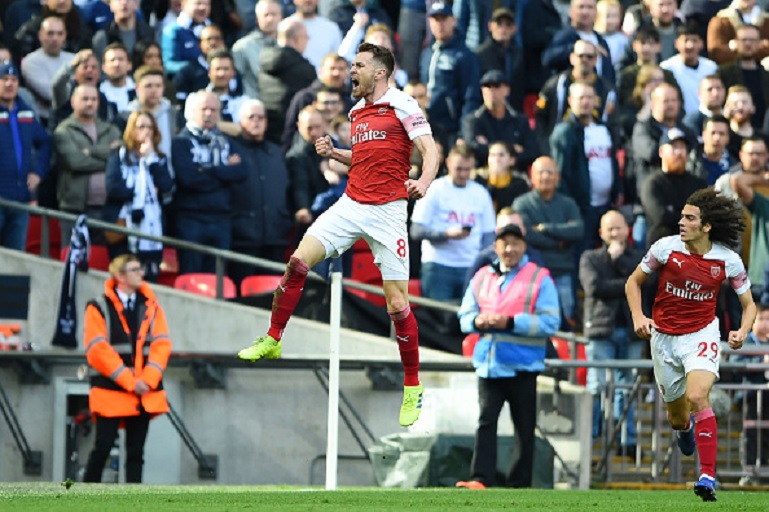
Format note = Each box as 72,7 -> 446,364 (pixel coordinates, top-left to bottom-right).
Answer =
325,271 -> 343,490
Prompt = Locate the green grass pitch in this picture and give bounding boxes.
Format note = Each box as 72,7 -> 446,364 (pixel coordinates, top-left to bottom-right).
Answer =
1,484 -> 767,512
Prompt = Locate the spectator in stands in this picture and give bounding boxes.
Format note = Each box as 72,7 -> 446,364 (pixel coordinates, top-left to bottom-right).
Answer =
281,53 -> 349,152
19,16 -> 74,125
123,66 -> 182,166
0,45 -> 36,118
618,64 -> 665,139
396,0 -> 427,79
330,0 -> 392,57
617,25 -> 679,109
595,0 -> 629,76
51,49 -> 118,129
92,0 -> 155,61
543,0 -> 616,86
683,74 -> 726,137
464,207 -> 545,288
419,1 -> 482,144
312,87 -> 344,132
729,304 -> 769,486
687,115 -> 735,185
82,253 -> 172,483
580,209 -> 644,458
0,61 -> 50,251
286,105 -> 326,229
456,222 -> 560,490
3,0 -> 42,52
681,0 -> 730,52
715,136 -> 769,199
411,143 -> 496,301
99,43 -> 136,113
733,163 -> 769,301
707,0 -> 769,66
628,83 -> 696,246
205,49 -> 247,135
54,84 -> 122,247
536,40 -> 617,156
173,24 -> 235,108
230,99 -> 292,286
718,24 -> 769,130
473,141 -> 531,214
724,86 -> 759,156
232,0 -> 282,100
519,0 -> 563,95
258,17 -> 316,144
80,0 -> 117,33
474,7 -> 524,112
131,40 -> 178,104
287,0 -> 342,74
452,0 -> 515,52
462,69 -> 538,169
660,23 -> 718,116
105,109 -> 173,281
641,127 -> 708,247
160,0 -> 211,76
13,0 -> 92,61
630,0 -> 682,63
550,81 -> 622,254
513,156 -> 584,328
171,91 -> 247,274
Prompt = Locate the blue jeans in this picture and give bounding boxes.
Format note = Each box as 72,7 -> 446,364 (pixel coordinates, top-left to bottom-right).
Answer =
175,216 -> 231,274
586,327 -> 643,446
552,273 -> 575,324
0,207 -> 29,251
420,262 -> 468,301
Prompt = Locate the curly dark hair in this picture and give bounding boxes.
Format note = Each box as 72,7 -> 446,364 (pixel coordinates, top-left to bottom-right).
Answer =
686,187 -> 746,249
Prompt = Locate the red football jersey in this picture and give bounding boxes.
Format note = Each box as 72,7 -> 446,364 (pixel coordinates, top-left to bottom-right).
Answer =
641,236 -> 751,335
346,88 -> 432,205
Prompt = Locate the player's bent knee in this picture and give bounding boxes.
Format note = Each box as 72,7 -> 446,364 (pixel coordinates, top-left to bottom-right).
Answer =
387,296 -> 409,313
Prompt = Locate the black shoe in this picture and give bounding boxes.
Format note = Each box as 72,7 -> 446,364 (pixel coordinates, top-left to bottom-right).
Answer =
616,444 -> 638,459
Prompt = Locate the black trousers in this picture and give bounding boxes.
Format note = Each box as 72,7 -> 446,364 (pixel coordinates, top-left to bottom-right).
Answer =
744,389 -> 769,467
471,372 -> 539,488
83,412 -> 151,483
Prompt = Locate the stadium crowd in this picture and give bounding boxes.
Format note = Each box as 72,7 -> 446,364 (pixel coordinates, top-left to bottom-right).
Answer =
1,0 -> 769,313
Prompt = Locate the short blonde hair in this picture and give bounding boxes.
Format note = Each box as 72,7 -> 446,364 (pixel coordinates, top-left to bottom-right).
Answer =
595,0 -> 621,33
109,254 -> 140,276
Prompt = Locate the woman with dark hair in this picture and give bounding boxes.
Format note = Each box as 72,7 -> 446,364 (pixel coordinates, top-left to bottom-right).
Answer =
105,109 -> 174,282
131,40 -> 177,104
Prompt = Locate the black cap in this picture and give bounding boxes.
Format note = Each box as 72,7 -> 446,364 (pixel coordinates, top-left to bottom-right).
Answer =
490,7 -> 515,23
480,69 -> 506,87
428,2 -> 453,17
496,224 -> 524,240
659,127 -> 688,147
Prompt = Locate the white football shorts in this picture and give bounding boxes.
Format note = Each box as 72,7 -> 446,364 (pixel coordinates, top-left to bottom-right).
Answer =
650,317 -> 721,403
305,194 -> 410,281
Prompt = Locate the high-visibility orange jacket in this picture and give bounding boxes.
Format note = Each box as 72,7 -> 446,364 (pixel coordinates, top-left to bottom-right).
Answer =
84,279 -> 172,418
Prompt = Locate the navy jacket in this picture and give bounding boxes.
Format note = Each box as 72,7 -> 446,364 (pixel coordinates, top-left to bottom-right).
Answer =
171,127 -> 247,218
542,27 -> 616,86
231,137 -> 293,248
0,96 -> 51,202
419,33 -> 482,137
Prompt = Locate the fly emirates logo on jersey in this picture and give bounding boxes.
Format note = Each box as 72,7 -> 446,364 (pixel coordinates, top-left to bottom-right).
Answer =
664,279 -> 715,302
351,121 -> 387,145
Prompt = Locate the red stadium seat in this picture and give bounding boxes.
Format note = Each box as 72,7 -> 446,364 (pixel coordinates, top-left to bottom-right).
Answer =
157,248 -> 179,287
174,273 -> 236,299
351,240 -> 380,283
26,215 -> 60,258
241,275 -> 283,296
60,245 -> 111,271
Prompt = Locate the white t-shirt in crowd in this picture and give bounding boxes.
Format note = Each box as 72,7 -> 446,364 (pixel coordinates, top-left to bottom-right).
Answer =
583,122 -> 613,207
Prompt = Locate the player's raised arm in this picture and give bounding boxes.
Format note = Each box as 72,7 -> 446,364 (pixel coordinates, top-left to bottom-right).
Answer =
405,133 -> 440,199
625,265 -> 657,339
315,135 -> 352,166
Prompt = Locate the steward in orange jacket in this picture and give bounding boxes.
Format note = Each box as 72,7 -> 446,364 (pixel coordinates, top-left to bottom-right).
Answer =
82,254 -> 172,483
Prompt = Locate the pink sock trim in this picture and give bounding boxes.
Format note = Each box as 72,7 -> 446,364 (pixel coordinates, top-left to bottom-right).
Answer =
693,407 -> 715,422
388,305 -> 411,321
